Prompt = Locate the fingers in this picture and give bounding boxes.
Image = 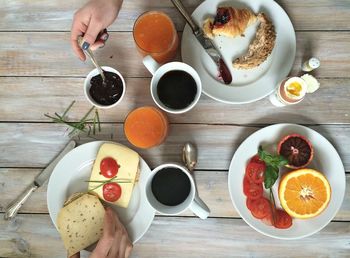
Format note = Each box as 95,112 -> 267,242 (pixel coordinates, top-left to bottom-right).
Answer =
90,31 -> 109,50
71,17 -> 88,61
68,252 -> 80,258
124,243 -> 133,258
91,208 -> 116,258
81,17 -> 105,50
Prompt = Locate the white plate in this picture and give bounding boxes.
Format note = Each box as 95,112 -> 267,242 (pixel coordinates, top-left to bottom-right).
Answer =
181,0 -> 296,104
228,124 -> 346,239
47,141 -> 155,243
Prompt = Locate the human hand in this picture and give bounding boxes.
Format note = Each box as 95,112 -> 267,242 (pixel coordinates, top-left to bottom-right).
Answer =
71,0 -> 123,61
69,207 -> 133,258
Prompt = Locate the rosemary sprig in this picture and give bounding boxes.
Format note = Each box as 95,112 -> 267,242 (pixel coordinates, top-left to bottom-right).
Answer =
44,101 -> 101,137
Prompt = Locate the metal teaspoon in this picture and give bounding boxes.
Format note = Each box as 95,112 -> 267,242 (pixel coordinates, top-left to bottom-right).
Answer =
77,36 -> 106,82
182,143 -> 210,213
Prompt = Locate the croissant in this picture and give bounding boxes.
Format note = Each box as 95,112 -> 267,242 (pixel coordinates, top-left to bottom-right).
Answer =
203,7 -> 257,39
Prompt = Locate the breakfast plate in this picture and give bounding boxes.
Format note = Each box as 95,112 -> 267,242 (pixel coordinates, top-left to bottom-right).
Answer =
228,124 -> 346,239
47,141 -> 155,243
181,0 -> 296,104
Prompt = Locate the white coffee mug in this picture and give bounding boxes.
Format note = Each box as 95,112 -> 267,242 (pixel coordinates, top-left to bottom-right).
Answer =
143,55 -> 202,114
145,163 -> 209,219
84,66 -> 126,109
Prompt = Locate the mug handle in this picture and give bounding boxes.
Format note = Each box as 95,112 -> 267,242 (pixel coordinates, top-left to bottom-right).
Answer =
189,197 -> 210,219
143,55 -> 160,75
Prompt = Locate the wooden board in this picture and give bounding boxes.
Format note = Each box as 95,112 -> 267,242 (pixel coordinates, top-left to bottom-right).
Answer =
1,32 -> 350,78
1,0 -> 350,31
0,215 -> 349,258
1,169 -> 349,220
0,123 -> 349,171
1,77 -> 350,124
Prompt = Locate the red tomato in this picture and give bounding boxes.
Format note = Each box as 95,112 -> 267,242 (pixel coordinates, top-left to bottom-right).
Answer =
243,177 -> 263,200
250,197 -> 270,219
103,182 -> 122,202
245,162 -> 266,184
246,198 -> 255,211
250,155 -> 265,165
274,209 -> 293,229
261,209 -> 274,226
100,157 -> 120,178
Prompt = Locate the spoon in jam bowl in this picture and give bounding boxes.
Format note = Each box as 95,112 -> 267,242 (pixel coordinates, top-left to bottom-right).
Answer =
182,143 -> 210,213
78,36 -> 106,82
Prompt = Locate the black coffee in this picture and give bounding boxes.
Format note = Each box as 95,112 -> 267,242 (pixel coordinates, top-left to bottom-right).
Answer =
89,71 -> 124,106
157,70 -> 197,110
151,167 -> 191,206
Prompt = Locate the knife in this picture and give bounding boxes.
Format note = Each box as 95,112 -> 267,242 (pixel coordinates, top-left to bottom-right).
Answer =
171,0 -> 232,84
4,140 -> 76,220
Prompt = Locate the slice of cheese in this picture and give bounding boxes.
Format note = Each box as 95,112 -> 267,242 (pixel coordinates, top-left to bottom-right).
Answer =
89,143 -> 139,208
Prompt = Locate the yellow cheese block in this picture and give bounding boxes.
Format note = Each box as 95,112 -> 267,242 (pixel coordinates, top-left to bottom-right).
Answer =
89,143 -> 139,208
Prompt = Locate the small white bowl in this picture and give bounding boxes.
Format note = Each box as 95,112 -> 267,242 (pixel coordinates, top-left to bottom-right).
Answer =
84,66 -> 126,109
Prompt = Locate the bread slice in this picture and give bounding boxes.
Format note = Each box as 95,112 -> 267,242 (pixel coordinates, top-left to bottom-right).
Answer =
57,193 -> 105,257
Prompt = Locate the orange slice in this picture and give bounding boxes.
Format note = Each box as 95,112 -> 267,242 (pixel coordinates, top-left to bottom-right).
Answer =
279,169 -> 331,219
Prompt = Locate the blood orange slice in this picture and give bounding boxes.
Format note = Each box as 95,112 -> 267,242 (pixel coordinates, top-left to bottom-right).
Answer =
277,134 -> 314,169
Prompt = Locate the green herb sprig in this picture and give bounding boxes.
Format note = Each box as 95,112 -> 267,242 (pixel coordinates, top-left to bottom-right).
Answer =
86,175 -> 132,192
44,101 -> 101,137
258,146 -> 288,189
258,146 -> 288,224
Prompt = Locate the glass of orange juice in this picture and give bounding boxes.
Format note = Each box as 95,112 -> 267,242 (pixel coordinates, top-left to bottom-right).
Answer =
133,11 -> 179,64
124,106 -> 169,149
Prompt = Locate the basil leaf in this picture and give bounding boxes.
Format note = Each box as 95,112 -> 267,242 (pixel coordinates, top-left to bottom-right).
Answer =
264,165 -> 279,189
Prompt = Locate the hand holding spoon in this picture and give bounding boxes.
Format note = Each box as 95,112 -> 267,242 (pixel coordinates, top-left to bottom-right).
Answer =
78,36 -> 106,82
182,143 -> 210,214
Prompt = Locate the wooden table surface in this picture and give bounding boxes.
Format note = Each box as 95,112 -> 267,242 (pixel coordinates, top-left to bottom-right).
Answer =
1,0 -> 350,257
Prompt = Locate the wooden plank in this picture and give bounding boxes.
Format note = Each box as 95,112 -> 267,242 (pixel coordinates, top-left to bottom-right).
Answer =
1,169 -> 349,221
0,215 -> 349,257
1,0 -> 349,31
0,123 -> 349,171
0,77 -> 349,124
0,32 -> 350,78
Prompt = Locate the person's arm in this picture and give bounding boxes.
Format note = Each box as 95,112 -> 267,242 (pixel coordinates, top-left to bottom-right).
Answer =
69,207 -> 133,258
71,0 -> 123,61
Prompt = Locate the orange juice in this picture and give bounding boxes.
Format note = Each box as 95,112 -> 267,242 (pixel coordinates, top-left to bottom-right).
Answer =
133,11 -> 179,63
124,106 -> 169,149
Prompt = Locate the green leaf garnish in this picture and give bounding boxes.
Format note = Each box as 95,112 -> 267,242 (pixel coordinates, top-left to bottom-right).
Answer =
258,146 -> 288,189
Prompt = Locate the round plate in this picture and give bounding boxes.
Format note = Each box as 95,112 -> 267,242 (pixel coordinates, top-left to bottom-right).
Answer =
47,141 -> 155,243
181,0 -> 296,104
228,124 -> 346,239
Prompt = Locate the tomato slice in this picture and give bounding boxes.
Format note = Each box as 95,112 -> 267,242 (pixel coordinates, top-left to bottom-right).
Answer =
250,155 -> 266,166
274,209 -> 293,229
103,182 -> 122,202
245,162 -> 266,184
100,157 -> 120,178
243,177 -> 263,200
250,197 -> 270,219
246,198 -> 255,211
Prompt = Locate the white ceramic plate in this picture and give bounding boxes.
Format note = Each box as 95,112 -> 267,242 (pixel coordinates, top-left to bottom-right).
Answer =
47,141 -> 155,243
228,124 -> 346,239
181,0 -> 296,104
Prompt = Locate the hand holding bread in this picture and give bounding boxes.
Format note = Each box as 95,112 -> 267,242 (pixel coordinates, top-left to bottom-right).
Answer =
89,207 -> 133,258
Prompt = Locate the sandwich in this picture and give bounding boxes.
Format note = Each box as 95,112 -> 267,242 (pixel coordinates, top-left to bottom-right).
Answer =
88,143 -> 140,208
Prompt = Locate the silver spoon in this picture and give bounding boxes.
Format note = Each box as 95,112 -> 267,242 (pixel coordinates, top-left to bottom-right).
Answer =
77,36 -> 106,82
182,143 -> 210,213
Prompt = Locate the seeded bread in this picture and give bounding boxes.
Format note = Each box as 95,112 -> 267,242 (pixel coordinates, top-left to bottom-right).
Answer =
57,193 -> 105,256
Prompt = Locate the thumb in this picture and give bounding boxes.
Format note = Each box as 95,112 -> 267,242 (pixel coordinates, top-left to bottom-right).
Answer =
81,18 -> 104,50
